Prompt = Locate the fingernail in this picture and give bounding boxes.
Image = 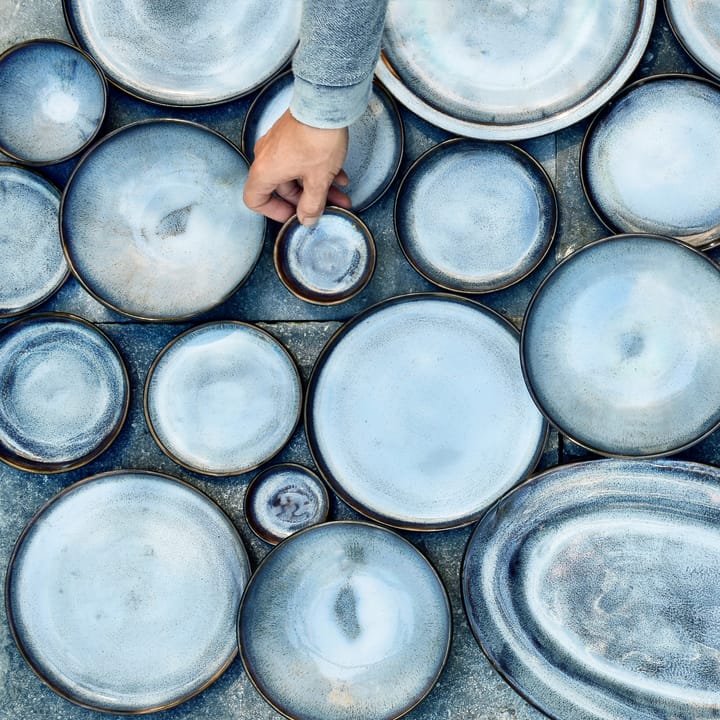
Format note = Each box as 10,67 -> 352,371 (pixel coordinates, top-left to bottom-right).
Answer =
301,215 -> 319,227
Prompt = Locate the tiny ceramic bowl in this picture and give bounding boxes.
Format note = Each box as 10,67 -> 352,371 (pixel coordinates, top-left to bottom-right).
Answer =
244,463 -> 330,544
0,38 -> 107,165
274,207 -> 376,305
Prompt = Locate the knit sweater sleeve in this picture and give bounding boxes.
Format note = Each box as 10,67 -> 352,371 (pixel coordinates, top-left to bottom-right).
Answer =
290,0 -> 389,129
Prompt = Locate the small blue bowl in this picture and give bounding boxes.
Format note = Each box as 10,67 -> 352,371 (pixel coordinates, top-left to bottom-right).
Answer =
0,39 -> 106,165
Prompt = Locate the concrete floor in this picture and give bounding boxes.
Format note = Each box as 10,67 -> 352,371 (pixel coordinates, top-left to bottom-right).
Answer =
0,2 -> 717,719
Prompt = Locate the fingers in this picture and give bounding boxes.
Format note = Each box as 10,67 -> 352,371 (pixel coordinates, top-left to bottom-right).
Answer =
327,184 -> 351,209
243,172 -> 296,224
296,176 -> 334,226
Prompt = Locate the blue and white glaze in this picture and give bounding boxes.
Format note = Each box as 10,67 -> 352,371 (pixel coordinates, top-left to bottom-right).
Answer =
306,294 -> 547,530
665,0 -> 720,81
243,72 -> 403,211
61,120 -> 265,320
395,139 -> 556,293
521,234 -> 720,457
582,75 -> 720,248
64,0 -> 300,105
463,458 -> 720,720
0,314 -> 127,470
145,322 -> 301,476
0,164 -> 68,316
245,464 -> 330,544
377,0 -> 655,140
238,521 -> 450,720
275,208 -> 376,305
0,39 -> 105,164
7,471 -> 251,713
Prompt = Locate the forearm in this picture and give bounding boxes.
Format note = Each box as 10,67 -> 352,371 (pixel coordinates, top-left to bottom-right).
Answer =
291,0 -> 389,128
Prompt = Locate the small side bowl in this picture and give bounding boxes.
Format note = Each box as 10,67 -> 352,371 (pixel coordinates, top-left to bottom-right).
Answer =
0,38 -> 107,165
274,207 -> 376,305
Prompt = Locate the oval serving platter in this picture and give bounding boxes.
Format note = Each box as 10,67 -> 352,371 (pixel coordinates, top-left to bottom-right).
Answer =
238,520 -> 451,720
395,139 -> 556,293
377,0 -> 655,140
0,39 -> 106,165
306,293 -> 547,531
243,71 -> 403,212
521,234 -> 720,458
145,321 -> 302,476
665,0 -> 720,81
582,74 -> 720,249
6,470 -> 251,713
0,313 -> 128,472
61,119 -> 265,321
463,458 -> 720,720
0,163 -> 68,317
63,0 -> 300,106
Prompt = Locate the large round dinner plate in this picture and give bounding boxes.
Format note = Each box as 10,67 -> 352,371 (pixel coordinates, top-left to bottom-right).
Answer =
521,234 -> 720,457
238,521 -> 451,720
6,470 -> 251,713
61,119 -> 265,320
582,74 -> 720,249
377,0 -> 656,140
463,458 -> 720,720
395,139 -> 556,293
0,164 -> 68,317
243,72 -> 403,212
0,313 -> 128,472
63,0 -> 300,105
145,321 -> 302,476
665,0 -> 720,81
306,294 -> 547,531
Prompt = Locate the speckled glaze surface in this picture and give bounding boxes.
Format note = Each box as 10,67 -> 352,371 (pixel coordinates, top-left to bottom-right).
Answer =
274,209 -> 376,305
521,235 -> 720,457
0,164 -> 68,317
0,314 -> 128,472
306,294 -> 547,530
243,72 -> 403,212
6,470 -> 251,713
245,464 -> 329,544
377,0 -> 656,140
145,322 -> 302,476
395,139 -> 556,293
238,521 -> 451,720
0,39 -> 105,164
665,0 -> 720,80
463,458 -> 720,720
582,75 -> 720,248
63,0 -> 300,105
61,120 -> 265,320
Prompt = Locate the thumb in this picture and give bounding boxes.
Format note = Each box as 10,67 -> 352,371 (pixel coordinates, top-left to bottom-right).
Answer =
296,178 -> 332,227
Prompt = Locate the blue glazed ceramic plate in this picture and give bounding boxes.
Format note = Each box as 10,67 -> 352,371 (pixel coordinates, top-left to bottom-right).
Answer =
0,314 -> 128,472
0,164 -> 68,317
64,0 -> 300,105
61,119 -> 265,320
145,321 -> 302,476
7,470 -> 251,713
306,294 -> 547,530
665,0 -> 720,81
395,139 -> 556,293
238,521 -> 450,720
521,234 -> 720,457
463,458 -> 720,720
243,72 -> 403,212
0,39 -> 106,164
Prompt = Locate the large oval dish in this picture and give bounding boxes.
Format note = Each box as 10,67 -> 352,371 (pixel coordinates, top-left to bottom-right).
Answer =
306,294 -> 547,530
6,470 -> 251,713
582,74 -> 720,248
377,0 -> 655,140
463,458 -> 720,720
61,120 -> 265,320
63,0 -> 300,106
521,234 -> 720,457
238,521 -> 451,720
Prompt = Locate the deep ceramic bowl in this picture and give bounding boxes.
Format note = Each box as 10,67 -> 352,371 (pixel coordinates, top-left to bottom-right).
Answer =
0,39 -> 106,164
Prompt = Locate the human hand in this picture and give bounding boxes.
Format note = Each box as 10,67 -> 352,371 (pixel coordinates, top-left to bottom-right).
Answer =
243,109 -> 352,226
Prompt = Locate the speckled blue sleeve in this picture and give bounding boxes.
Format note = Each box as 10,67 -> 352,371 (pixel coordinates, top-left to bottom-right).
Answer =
290,0 -> 389,129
